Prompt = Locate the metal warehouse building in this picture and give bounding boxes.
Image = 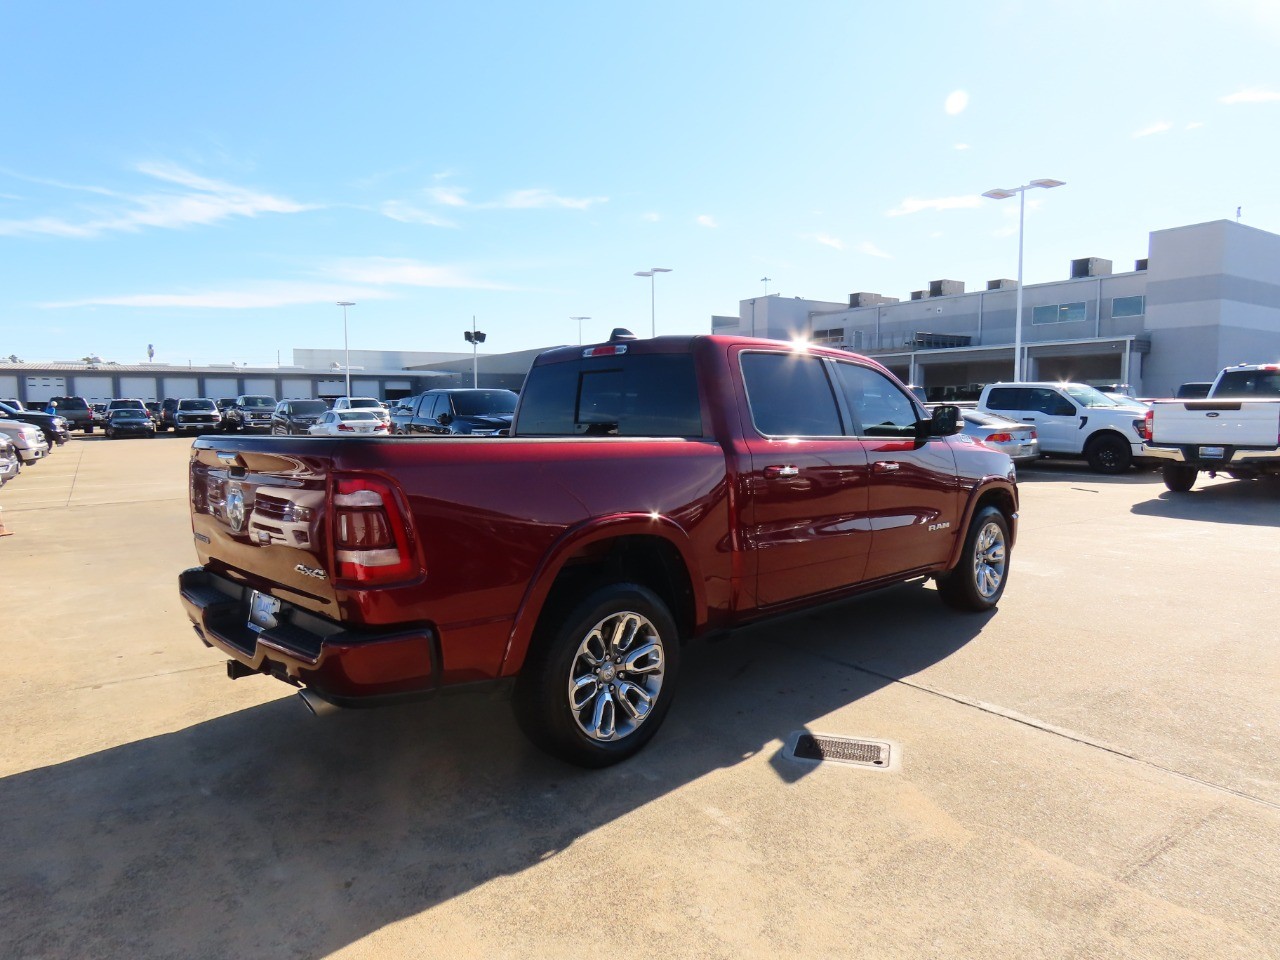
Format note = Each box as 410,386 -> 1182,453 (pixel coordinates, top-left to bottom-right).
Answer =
714,219 -> 1280,400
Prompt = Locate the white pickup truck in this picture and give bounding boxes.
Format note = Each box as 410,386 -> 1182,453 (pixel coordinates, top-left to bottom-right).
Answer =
978,382 -> 1149,473
1142,364 -> 1280,492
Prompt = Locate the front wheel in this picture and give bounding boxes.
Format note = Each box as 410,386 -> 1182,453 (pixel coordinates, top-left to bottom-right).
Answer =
1086,435 -> 1132,474
514,582 -> 680,768
1162,463 -> 1197,493
936,506 -> 1010,612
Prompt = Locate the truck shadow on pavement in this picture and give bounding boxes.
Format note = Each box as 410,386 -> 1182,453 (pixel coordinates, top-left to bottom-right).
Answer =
1131,476 -> 1280,527
1,582 -> 986,959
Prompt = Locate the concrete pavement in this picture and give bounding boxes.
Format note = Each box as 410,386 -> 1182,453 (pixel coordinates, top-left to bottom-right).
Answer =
1,437 -> 1277,959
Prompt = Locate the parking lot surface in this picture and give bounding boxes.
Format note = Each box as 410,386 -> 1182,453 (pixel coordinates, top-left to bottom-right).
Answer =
2,437 -> 1278,959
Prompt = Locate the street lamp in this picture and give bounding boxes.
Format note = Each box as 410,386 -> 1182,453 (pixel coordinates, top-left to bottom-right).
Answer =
633,267 -> 672,337
571,316 -> 591,345
463,319 -> 486,387
761,276 -> 771,295
336,301 -> 355,397
981,179 -> 1064,381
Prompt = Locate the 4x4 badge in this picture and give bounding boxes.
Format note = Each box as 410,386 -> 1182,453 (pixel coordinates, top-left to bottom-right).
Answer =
295,564 -> 327,580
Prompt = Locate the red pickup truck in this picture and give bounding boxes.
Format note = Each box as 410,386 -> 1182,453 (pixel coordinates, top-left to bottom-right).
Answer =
179,332 -> 1018,766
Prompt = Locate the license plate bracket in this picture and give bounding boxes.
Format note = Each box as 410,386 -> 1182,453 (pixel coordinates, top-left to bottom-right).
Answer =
248,590 -> 281,633
1199,445 -> 1226,460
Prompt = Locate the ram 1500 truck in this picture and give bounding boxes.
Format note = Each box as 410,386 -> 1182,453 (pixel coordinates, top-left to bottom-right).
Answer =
1143,363 -> 1280,492
179,332 -> 1019,766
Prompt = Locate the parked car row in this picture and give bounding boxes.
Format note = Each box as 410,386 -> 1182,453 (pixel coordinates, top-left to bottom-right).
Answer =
0,399 -> 69,486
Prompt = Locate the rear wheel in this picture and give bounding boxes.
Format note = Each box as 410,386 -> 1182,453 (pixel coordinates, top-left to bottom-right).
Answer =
936,506 -> 1010,612
514,582 -> 680,768
1162,463 -> 1197,493
1086,435 -> 1131,474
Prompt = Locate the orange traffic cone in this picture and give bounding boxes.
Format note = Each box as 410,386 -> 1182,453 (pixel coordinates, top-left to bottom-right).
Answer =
0,505 -> 11,537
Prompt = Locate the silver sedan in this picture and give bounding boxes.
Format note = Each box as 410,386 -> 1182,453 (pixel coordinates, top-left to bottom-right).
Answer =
957,408 -> 1040,463
307,410 -> 390,436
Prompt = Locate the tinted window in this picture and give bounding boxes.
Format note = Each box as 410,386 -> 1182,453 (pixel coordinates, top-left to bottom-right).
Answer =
517,353 -> 702,437
56,397 -> 90,410
178,399 -> 216,411
1028,389 -> 1077,416
740,352 -> 842,437
451,390 -> 518,416
985,387 -> 1025,411
833,362 -> 919,437
1215,369 -> 1280,398
347,398 -> 381,409
290,401 -> 328,416
241,397 -> 274,409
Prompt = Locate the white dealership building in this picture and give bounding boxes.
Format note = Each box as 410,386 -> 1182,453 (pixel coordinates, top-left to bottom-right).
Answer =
713,219 -> 1280,400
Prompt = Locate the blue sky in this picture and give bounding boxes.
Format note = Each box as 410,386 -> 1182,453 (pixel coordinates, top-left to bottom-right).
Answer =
2,0 -> 1278,366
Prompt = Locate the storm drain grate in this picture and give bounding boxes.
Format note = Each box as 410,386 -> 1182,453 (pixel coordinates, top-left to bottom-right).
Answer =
786,733 -> 894,770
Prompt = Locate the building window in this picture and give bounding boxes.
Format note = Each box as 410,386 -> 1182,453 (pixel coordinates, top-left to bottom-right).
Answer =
1032,301 -> 1087,324
1112,295 -> 1145,318
812,327 -> 845,346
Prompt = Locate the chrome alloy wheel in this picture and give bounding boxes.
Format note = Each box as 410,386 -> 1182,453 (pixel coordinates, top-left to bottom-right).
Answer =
973,520 -> 1007,600
567,611 -> 666,742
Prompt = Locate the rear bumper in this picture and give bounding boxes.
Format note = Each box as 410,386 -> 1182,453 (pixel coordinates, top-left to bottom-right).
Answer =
178,567 -> 440,702
1143,443 -> 1280,467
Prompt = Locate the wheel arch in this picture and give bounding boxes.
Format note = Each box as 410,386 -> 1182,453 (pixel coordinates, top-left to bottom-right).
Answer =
500,517 -> 704,677
946,479 -> 1018,570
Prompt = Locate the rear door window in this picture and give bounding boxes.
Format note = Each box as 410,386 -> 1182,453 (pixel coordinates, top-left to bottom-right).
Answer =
739,352 -> 843,437
985,387 -> 1026,412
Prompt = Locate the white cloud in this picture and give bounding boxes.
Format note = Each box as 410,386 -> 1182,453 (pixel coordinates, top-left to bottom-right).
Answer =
641,212 -> 661,222
945,90 -> 969,115
856,241 -> 892,259
1133,121 -> 1173,138
42,282 -> 396,310
954,143 -> 970,151
1220,87 -> 1280,104
886,195 -> 981,217
327,257 -> 509,289
380,200 -> 456,227
1186,121 -> 1205,130
488,188 -> 606,210
0,162 -> 312,239
696,214 -> 718,228
425,185 -> 470,207
805,233 -> 842,250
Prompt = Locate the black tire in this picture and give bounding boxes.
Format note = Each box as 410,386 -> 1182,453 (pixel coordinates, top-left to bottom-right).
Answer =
936,505 -> 1010,612
513,582 -> 680,768
1086,435 -> 1131,474
1162,463 -> 1197,493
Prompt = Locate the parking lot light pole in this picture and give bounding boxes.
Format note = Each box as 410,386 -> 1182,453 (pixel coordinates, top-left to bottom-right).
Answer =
463,321 -> 486,387
633,267 -> 672,337
571,316 -> 591,345
981,180 -> 1064,381
336,301 -> 355,396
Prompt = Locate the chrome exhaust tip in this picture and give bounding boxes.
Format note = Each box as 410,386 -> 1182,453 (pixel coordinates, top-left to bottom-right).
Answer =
298,688 -> 340,717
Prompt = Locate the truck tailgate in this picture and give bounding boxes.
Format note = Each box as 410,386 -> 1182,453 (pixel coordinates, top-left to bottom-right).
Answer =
1150,400 -> 1280,447
189,440 -> 339,615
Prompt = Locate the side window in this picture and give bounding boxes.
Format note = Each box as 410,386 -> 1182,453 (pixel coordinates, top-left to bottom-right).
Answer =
834,363 -> 920,437
985,387 -> 1024,411
1028,389 -> 1074,416
739,352 -> 843,437
419,395 -> 439,420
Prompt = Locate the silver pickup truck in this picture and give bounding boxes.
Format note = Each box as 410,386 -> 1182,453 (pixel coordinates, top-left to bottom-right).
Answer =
1142,364 -> 1280,491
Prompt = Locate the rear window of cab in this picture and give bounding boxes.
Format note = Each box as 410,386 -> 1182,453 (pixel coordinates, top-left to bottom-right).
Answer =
515,354 -> 703,437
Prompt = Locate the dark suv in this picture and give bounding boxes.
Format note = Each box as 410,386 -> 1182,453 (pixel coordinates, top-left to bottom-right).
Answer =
173,398 -> 221,435
222,395 -> 277,432
270,399 -> 329,435
48,396 -> 95,433
390,389 -> 518,436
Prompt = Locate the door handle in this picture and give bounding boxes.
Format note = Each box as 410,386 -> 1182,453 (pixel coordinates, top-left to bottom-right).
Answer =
763,465 -> 799,478
873,461 -> 900,473
1021,417 -> 1035,422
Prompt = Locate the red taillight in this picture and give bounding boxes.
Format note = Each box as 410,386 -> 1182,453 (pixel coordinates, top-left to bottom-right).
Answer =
375,422 -> 387,431
338,423 -> 355,432
1142,409 -> 1153,442
331,476 -> 418,584
984,432 -> 1014,443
